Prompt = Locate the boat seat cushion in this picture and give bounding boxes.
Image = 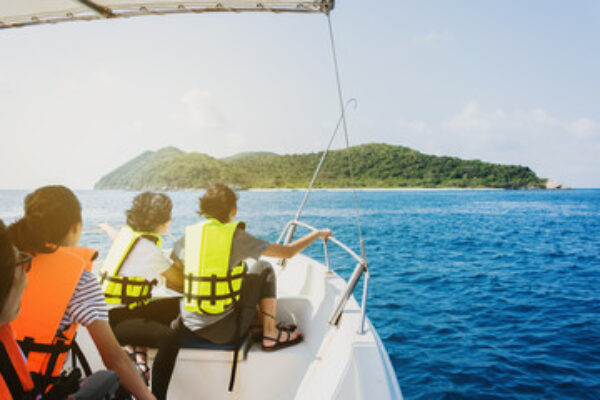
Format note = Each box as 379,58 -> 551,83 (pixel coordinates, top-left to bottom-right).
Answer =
179,326 -> 247,350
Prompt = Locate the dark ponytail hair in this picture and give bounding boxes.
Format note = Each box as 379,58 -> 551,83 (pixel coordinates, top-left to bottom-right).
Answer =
198,184 -> 238,223
126,192 -> 172,232
0,220 -> 17,312
8,185 -> 82,254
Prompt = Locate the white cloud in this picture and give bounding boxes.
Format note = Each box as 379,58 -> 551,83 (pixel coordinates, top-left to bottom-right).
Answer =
397,118 -> 427,133
226,132 -> 246,149
413,31 -> 451,47
172,88 -> 226,130
0,78 -> 9,94
442,101 -> 506,132
526,108 -> 599,140
133,120 -> 145,134
441,102 -> 600,145
0,67 -> 168,189
89,68 -> 114,86
567,118 -> 597,139
531,107 -> 552,123
394,101 -> 600,187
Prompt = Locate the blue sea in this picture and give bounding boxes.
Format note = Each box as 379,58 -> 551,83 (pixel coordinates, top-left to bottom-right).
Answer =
1,189 -> 599,399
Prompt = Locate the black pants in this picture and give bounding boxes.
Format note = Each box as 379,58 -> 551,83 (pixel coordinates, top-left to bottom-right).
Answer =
108,297 -> 181,400
191,260 -> 276,344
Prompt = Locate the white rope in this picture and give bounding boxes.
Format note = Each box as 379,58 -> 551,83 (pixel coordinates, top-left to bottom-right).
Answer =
290,99 -> 357,218
282,98 -> 357,248
326,13 -> 366,261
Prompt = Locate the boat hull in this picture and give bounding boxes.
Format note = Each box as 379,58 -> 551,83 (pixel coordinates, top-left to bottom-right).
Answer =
76,254 -> 402,399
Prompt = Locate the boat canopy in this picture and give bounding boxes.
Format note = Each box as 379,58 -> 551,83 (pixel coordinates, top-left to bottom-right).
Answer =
0,0 -> 334,29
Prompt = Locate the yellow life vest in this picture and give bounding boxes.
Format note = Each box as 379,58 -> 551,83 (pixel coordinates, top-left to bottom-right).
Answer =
183,219 -> 246,315
98,225 -> 162,309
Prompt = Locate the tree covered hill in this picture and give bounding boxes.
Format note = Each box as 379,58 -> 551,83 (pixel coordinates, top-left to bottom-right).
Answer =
220,151 -> 278,162
94,143 -> 546,190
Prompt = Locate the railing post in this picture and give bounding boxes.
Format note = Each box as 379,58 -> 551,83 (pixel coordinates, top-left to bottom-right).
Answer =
358,265 -> 369,335
277,221 -> 296,266
329,260 -> 365,326
278,219 -> 369,332
276,221 -> 295,244
283,224 -> 297,245
323,240 -> 331,272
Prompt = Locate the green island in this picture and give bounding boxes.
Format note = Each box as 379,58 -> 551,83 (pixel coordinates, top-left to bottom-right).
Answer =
94,143 -> 547,190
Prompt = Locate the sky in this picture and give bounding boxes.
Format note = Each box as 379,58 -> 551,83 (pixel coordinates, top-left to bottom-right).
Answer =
0,0 -> 599,189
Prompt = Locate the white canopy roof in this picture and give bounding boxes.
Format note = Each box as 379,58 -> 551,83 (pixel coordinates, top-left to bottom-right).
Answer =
0,0 -> 334,29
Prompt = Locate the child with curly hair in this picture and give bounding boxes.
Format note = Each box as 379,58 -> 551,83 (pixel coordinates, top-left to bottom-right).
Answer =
98,192 -> 181,400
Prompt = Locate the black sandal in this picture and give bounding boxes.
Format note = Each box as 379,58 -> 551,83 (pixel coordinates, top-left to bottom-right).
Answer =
126,347 -> 150,385
261,327 -> 303,352
251,310 -> 298,340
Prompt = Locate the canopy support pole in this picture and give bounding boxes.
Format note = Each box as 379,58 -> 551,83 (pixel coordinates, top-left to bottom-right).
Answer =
74,0 -> 115,18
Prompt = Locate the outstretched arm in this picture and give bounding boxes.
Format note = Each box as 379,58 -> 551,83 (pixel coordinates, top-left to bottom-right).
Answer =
97,223 -> 119,241
262,229 -> 332,259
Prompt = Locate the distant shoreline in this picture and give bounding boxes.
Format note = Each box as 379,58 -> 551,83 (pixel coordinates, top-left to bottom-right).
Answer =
1,187 -> 589,192
91,187 -> 536,192
246,187 -> 507,192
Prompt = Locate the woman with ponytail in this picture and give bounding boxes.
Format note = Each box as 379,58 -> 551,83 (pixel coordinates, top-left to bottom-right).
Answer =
8,185 -> 155,400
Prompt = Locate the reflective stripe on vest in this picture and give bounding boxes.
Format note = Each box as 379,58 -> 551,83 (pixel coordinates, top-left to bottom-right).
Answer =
98,226 -> 161,308
183,219 -> 246,315
0,324 -> 34,400
11,247 -> 96,393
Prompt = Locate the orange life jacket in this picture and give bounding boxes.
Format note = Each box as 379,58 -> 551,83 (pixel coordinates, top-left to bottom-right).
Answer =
0,324 -> 35,400
10,246 -> 97,392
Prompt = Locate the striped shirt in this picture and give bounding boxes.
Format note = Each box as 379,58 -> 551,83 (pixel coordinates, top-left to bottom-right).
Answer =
58,270 -> 108,331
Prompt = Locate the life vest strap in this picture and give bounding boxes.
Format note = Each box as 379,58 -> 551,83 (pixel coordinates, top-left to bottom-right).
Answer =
18,336 -> 71,359
184,272 -> 244,304
186,292 -> 243,316
100,273 -> 157,287
99,272 -> 158,307
0,341 -> 34,399
70,339 -> 92,377
184,272 -> 243,313
183,271 -> 245,282
18,336 -> 72,394
184,290 -> 242,302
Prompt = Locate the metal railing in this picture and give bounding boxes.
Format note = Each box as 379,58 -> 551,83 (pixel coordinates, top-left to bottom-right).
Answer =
276,220 -> 370,334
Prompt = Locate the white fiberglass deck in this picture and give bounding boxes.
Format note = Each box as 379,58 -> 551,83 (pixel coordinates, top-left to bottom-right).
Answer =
77,254 -> 402,399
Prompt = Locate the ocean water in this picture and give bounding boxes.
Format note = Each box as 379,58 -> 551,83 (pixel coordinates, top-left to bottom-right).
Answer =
1,189 -> 599,399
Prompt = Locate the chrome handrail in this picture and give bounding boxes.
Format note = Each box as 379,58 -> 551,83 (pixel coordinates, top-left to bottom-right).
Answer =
276,220 -> 363,264
276,219 -> 369,334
